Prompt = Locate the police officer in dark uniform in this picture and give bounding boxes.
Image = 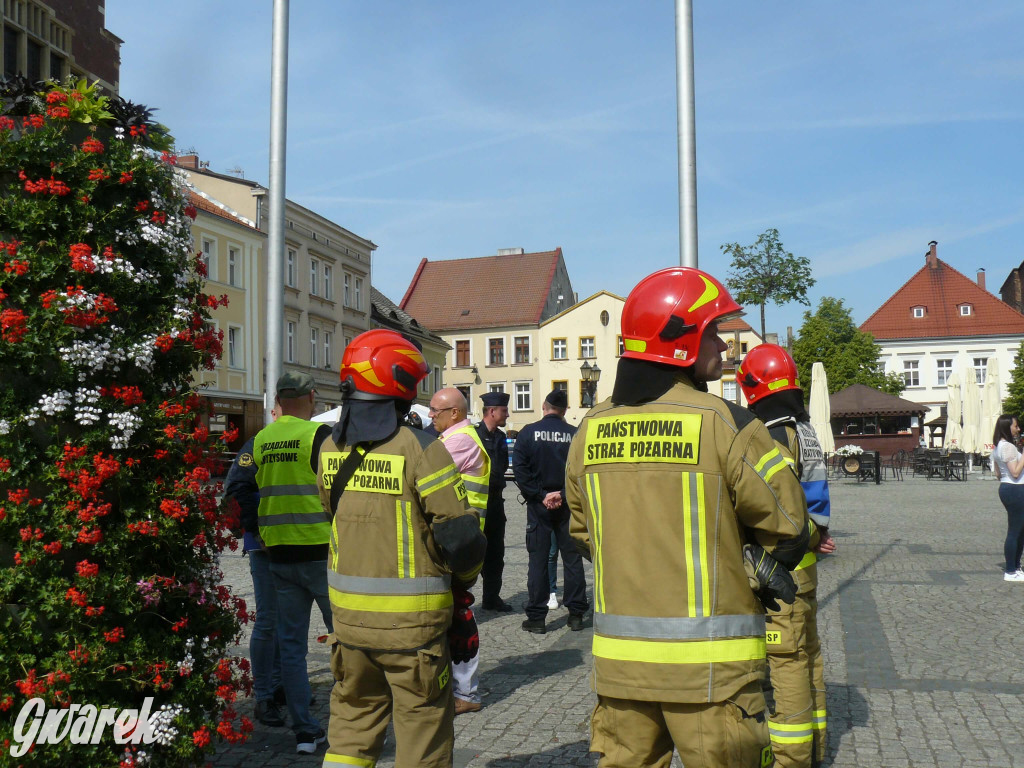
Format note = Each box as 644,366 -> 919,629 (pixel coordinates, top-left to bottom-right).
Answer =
513,389 -> 589,633
476,391 -> 514,611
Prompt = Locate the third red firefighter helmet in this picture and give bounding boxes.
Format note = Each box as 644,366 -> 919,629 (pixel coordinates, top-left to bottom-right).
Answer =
620,267 -> 743,368
339,329 -> 429,401
737,343 -> 801,405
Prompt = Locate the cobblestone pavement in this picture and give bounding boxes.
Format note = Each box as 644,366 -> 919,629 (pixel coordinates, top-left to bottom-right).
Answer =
213,470 -> 1024,767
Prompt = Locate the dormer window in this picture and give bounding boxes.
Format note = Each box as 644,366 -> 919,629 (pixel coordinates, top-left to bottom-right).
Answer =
959,304 -> 973,316
912,306 -> 925,318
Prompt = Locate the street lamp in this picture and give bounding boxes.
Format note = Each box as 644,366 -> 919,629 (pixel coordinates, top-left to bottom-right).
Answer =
580,360 -> 602,409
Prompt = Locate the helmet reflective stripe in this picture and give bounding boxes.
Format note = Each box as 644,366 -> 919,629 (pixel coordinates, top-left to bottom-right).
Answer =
687,274 -> 720,313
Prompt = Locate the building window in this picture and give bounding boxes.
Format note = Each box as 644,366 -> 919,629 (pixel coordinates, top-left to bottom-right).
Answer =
912,306 -> 925,318
26,39 -> 41,82
936,358 -> 952,386
457,385 -> 472,403
310,258 -> 320,296
228,247 -> 240,286
4,27 -> 18,78
344,273 -> 351,306
600,310 -> 610,327
514,382 -> 532,411
310,328 -> 319,368
514,336 -> 531,364
323,265 -> 333,300
355,278 -> 363,310
286,249 -> 296,287
960,304 -> 972,316
286,322 -> 295,362
433,366 -> 442,392
455,340 -> 470,368
903,360 -> 919,387
552,380 -> 568,396
324,332 -> 332,369
201,238 -> 214,278
618,336 -> 624,356
722,380 -> 737,402
580,337 -> 596,359
488,338 -> 505,366
974,357 -> 988,384
227,327 -> 241,368
489,383 -> 506,394
552,338 -> 567,360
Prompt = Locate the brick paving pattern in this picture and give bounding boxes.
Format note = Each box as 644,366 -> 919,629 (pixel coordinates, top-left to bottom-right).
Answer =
213,471 -> 1024,767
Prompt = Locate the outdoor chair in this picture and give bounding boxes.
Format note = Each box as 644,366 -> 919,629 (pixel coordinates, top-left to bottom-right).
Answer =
946,451 -> 967,481
911,448 -> 930,477
882,450 -> 907,481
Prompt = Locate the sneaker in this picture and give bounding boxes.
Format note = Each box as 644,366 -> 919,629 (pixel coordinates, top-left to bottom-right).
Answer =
254,699 -> 285,727
521,618 -> 546,634
1004,571 -> 1024,582
567,613 -> 585,631
454,697 -> 482,715
295,729 -> 327,754
547,592 -> 559,610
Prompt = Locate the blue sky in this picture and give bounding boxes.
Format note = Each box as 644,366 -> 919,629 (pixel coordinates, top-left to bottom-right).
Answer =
107,2 -> 1024,339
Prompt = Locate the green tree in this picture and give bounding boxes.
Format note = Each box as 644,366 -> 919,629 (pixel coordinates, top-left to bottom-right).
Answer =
1002,341 -> 1024,419
722,228 -> 815,339
791,296 -> 905,399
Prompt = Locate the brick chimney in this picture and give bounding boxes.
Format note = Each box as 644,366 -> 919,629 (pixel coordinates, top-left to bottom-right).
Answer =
177,153 -> 200,170
926,240 -> 938,269
977,268 -> 986,291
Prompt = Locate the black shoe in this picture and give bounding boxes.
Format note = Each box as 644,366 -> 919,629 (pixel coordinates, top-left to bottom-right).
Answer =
567,613 -> 585,631
254,699 -> 286,727
521,618 -> 546,634
482,599 -> 514,612
272,685 -> 286,705
295,728 -> 327,755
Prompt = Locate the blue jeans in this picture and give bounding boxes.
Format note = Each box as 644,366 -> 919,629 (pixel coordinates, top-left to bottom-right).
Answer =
248,550 -> 282,702
1000,483 -> 1024,573
548,532 -> 558,593
269,559 -> 333,735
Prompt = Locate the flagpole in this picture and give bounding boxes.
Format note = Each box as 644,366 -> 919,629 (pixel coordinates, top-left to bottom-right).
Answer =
264,0 -> 289,424
675,0 -> 698,268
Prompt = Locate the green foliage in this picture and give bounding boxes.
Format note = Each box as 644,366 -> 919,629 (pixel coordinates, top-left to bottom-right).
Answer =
722,228 -> 815,339
0,79 -> 250,766
791,297 -> 906,399
1002,341 -> 1024,419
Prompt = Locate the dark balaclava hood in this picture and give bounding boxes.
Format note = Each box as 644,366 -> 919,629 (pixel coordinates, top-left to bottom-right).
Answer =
611,357 -> 707,406
333,398 -> 411,447
748,388 -> 810,424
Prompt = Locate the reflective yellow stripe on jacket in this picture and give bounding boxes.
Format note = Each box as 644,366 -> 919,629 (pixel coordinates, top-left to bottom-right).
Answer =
441,424 -> 489,528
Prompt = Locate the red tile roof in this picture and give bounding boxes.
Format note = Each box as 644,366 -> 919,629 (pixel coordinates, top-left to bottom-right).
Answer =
719,315 -> 756,334
400,249 -> 565,331
860,257 -> 1024,340
188,191 -> 258,231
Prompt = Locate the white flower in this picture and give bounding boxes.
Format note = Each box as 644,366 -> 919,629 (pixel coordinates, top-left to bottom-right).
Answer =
38,390 -> 72,415
0,419 -> 10,435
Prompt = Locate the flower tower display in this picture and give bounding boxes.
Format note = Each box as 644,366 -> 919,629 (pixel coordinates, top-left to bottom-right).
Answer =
0,78 -> 251,766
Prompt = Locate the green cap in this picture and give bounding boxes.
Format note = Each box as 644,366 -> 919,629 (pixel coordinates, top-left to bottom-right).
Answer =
276,371 -> 316,398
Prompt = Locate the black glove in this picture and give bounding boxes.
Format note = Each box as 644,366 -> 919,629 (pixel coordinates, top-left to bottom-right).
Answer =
743,544 -> 797,612
447,586 -> 479,663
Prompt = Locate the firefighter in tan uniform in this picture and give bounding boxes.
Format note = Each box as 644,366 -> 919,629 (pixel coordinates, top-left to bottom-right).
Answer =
566,267 -> 810,768
316,330 -> 487,768
738,344 -> 836,767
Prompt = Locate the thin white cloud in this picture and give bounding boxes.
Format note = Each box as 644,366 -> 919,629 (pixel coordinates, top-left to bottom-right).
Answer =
811,229 -> 936,279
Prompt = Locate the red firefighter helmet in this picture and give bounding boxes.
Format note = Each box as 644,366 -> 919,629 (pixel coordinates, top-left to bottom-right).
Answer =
737,343 -> 801,405
339,329 -> 429,401
620,267 -> 743,368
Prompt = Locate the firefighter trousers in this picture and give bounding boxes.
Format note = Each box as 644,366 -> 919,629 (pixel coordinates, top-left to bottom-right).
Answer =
590,681 -> 773,768
766,592 -> 826,767
325,634 -> 454,768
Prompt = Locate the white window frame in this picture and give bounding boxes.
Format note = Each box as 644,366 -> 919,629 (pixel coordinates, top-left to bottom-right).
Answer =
286,249 -> 297,287
201,237 -> 216,279
344,273 -> 352,307
552,338 -> 567,360
488,337 -> 505,366
227,246 -> 240,287
912,306 -> 925,318
286,322 -> 296,363
355,278 -> 363,310
310,328 -> 319,368
227,325 -> 241,368
960,304 -> 972,316
514,382 -> 532,412
974,357 -> 988,384
903,359 -> 919,387
580,337 -> 596,359
514,336 -> 531,365
323,331 -> 332,369
323,264 -> 333,300
936,358 -> 952,386
722,380 -> 737,402
310,258 -> 320,297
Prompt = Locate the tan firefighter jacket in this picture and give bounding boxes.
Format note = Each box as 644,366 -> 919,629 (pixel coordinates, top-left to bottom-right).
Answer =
316,425 -> 486,651
566,378 -> 809,704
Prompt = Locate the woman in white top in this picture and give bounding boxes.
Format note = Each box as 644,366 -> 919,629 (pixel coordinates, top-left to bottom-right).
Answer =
992,414 -> 1024,581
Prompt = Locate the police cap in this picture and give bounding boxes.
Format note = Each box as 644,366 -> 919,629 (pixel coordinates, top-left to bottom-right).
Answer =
277,371 -> 316,398
545,389 -> 568,409
481,391 -> 510,408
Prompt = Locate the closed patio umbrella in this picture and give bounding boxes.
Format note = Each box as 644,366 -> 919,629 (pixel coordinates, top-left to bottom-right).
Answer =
809,361 -> 835,453
944,373 -> 962,449
961,369 -> 981,466
982,357 -> 1002,453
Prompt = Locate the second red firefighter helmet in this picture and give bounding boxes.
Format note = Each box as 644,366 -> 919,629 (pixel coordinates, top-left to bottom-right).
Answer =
737,343 -> 801,404
620,267 -> 743,368
339,329 -> 429,401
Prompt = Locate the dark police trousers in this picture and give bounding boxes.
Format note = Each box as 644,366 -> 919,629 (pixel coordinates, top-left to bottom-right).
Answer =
524,500 -> 588,620
481,491 -> 506,605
